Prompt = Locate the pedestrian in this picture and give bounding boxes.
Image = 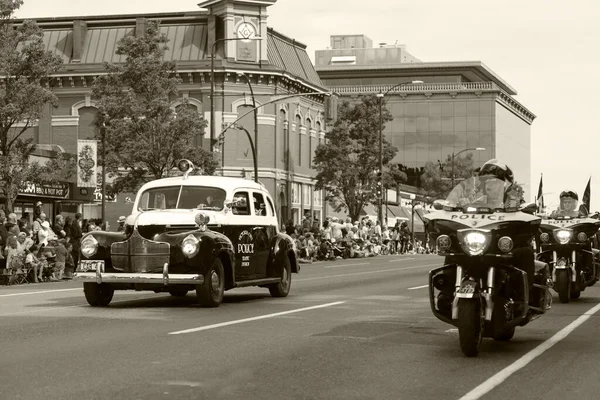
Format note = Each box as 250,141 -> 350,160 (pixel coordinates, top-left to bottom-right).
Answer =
70,213 -> 83,267
117,216 -> 126,232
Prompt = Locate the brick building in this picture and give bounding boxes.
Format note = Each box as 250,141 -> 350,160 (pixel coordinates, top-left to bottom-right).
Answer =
14,0 -> 330,227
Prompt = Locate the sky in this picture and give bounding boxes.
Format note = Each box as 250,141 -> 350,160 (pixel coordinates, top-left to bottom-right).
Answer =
15,0 -> 600,210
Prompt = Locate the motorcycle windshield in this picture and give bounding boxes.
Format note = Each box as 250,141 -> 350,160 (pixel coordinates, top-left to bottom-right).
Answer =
445,176 -> 509,210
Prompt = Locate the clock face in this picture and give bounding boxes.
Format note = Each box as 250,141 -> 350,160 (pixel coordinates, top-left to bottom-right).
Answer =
237,23 -> 256,39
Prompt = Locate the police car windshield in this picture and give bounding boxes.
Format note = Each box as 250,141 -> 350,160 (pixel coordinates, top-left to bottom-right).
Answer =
445,176 -> 507,209
138,186 -> 226,211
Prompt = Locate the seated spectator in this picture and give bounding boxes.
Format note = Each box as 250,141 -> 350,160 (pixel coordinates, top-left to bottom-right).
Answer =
25,244 -> 43,283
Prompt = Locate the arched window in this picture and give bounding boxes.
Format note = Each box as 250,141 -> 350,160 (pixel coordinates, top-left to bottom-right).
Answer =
296,114 -> 302,166
279,109 -> 287,163
306,118 -> 312,168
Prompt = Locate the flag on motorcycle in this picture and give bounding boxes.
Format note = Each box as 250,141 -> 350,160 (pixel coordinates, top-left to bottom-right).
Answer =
536,174 -> 544,213
583,177 -> 591,213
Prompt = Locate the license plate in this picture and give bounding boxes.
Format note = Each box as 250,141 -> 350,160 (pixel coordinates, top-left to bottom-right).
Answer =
457,282 -> 476,294
79,260 -> 104,272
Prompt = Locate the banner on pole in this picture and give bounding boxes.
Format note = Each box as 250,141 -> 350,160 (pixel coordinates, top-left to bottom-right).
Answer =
77,140 -> 98,188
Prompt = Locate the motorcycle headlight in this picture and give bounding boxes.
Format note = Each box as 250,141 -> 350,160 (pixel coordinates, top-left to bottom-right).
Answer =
81,236 -> 99,258
458,230 -> 491,256
497,236 -> 513,253
436,235 -> 451,251
577,232 -> 588,242
181,234 -> 200,258
540,233 -> 550,243
553,229 -> 573,245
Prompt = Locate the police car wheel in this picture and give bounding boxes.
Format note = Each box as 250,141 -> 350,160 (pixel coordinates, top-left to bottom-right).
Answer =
83,283 -> 114,307
196,259 -> 224,307
269,256 -> 292,298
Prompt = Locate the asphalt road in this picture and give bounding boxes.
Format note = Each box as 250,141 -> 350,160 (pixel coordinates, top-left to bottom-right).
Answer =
1,254 -> 600,400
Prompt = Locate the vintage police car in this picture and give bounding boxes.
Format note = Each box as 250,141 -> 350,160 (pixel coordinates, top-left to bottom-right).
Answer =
75,160 -> 299,307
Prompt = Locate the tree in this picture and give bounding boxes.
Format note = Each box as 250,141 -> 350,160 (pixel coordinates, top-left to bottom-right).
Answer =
420,153 -> 476,200
313,95 -> 400,222
91,21 -> 218,194
0,0 -> 69,212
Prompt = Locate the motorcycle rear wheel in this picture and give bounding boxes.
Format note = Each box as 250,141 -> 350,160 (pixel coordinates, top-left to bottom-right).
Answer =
458,298 -> 483,357
555,269 -> 571,304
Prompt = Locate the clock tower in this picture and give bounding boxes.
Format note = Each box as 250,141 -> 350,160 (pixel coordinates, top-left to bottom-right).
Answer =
198,0 -> 276,64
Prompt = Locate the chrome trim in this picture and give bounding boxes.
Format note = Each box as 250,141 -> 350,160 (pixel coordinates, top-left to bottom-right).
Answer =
571,250 -> 577,282
484,267 -> 495,321
111,229 -> 170,272
75,270 -> 204,285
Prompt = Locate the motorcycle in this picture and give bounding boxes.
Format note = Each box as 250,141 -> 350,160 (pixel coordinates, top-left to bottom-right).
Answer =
536,213 -> 600,303
424,176 -> 553,357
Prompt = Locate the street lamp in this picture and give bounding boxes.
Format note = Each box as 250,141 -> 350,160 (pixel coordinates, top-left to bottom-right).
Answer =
376,80 -> 423,228
100,114 -> 107,229
237,72 -> 258,176
210,36 -> 261,151
410,193 -> 416,252
230,124 -> 258,183
450,147 -> 486,188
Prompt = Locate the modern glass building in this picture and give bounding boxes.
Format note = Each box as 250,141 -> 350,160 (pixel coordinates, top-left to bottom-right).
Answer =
316,35 -> 536,198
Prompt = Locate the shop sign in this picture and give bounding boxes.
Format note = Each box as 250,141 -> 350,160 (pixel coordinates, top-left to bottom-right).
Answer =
19,182 -> 71,199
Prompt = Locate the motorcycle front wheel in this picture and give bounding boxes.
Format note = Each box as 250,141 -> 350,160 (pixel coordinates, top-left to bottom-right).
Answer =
458,298 -> 483,357
555,269 -> 571,303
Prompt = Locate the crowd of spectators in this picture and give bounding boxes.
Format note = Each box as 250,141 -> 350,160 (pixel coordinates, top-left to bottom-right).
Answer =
0,206 -> 111,285
284,214 -> 433,263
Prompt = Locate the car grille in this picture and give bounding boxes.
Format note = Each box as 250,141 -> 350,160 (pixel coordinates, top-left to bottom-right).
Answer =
110,229 -> 170,272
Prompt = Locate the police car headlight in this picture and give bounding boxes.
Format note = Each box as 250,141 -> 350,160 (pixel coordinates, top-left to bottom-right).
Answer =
459,230 -> 490,256
181,234 -> 200,258
81,236 -> 99,258
553,229 -> 573,245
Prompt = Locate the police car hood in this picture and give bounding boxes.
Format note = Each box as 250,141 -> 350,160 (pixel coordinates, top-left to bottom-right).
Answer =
127,209 -> 226,227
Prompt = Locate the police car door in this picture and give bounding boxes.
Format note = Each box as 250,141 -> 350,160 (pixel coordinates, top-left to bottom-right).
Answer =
250,191 -> 272,278
229,191 -> 254,280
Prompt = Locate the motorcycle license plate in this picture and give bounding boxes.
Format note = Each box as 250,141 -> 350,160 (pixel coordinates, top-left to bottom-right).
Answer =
78,260 -> 104,272
457,281 -> 476,295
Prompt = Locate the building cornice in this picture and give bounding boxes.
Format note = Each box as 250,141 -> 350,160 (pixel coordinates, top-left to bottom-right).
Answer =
328,81 -> 536,124
316,61 -> 516,95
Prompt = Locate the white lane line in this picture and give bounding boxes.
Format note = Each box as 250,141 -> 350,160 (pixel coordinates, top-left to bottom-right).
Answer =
407,284 -> 428,290
459,302 -> 600,400
388,257 -> 415,263
325,262 -> 370,269
296,263 -> 439,283
168,301 -> 346,335
0,288 -> 81,297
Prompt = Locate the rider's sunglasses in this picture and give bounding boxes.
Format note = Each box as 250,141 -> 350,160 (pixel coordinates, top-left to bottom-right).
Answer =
560,191 -> 578,200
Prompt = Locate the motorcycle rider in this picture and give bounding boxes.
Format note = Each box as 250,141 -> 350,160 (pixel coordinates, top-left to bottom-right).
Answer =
445,159 -> 536,297
550,190 -> 588,218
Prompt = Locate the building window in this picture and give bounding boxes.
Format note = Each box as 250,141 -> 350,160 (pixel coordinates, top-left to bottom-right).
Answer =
296,114 -> 302,166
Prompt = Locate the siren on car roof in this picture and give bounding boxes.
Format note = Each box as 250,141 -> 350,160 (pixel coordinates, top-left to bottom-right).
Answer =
177,159 -> 195,179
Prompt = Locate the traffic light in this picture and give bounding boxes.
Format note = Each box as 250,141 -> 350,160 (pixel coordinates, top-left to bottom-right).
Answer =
376,171 -> 382,181
376,181 -> 382,198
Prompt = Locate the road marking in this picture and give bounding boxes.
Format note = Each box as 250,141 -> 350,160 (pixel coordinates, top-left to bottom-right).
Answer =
388,257 -> 415,263
407,284 -> 428,290
168,301 -> 346,335
325,262 -> 370,269
296,263 -> 439,283
0,288 -> 81,297
459,302 -> 600,400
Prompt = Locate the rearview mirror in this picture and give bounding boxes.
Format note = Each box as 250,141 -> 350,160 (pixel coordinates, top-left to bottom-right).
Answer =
519,202 -> 537,215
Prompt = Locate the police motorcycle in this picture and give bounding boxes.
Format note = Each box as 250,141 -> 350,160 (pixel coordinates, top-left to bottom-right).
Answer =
425,176 -> 552,357
536,200 -> 600,303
